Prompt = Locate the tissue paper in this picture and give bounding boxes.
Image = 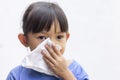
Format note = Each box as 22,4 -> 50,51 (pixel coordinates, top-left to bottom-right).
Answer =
21,38 -> 61,76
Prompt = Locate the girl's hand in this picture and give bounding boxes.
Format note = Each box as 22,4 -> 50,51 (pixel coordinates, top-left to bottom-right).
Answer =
41,44 -> 68,77
41,44 -> 77,80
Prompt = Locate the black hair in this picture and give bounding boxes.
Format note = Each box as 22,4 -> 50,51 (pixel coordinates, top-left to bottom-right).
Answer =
22,2 -> 68,36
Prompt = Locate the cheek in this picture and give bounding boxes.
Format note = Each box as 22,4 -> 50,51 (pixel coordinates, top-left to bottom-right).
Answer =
59,44 -> 66,54
27,40 -> 41,51
28,43 -> 37,51
56,40 -> 67,54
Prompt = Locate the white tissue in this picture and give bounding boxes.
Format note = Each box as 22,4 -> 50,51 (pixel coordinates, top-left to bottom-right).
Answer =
21,38 -> 61,76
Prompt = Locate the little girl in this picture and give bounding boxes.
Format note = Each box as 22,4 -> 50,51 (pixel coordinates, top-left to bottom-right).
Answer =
6,1 -> 89,80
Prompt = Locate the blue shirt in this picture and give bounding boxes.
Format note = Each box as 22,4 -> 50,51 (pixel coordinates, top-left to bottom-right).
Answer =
6,60 -> 89,80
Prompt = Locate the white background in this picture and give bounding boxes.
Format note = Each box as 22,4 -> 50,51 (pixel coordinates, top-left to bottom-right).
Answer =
0,0 -> 120,80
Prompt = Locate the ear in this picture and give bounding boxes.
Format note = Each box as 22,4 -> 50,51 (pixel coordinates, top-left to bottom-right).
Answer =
66,32 -> 70,41
18,33 -> 28,47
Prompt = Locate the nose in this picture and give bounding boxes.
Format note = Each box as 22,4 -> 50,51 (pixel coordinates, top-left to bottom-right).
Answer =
49,37 -> 62,50
49,37 -> 57,44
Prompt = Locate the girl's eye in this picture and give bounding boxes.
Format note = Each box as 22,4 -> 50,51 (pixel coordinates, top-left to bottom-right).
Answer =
57,35 -> 64,39
38,36 -> 46,40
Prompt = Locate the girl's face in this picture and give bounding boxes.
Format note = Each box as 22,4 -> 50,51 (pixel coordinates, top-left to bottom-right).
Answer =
25,21 -> 69,55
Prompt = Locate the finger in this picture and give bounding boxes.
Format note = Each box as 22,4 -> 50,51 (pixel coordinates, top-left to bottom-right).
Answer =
52,44 -> 61,56
43,57 -> 55,70
45,44 -> 58,59
41,50 -> 56,65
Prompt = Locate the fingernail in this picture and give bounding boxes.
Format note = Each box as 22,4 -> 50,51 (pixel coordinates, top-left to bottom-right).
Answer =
45,44 -> 48,48
41,50 -> 46,54
52,43 -> 56,46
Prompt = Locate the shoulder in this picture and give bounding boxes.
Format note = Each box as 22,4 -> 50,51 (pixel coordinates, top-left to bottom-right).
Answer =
6,65 -> 24,80
10,65 -> 24,75
68,60 -> 89,80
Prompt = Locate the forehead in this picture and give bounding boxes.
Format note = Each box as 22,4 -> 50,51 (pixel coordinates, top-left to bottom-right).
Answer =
44,19 -> 61,33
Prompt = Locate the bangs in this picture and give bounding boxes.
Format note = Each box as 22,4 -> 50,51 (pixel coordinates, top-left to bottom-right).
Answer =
22,2 -> 68,35
23,3 -> 55,35
28,8 -> 55,33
